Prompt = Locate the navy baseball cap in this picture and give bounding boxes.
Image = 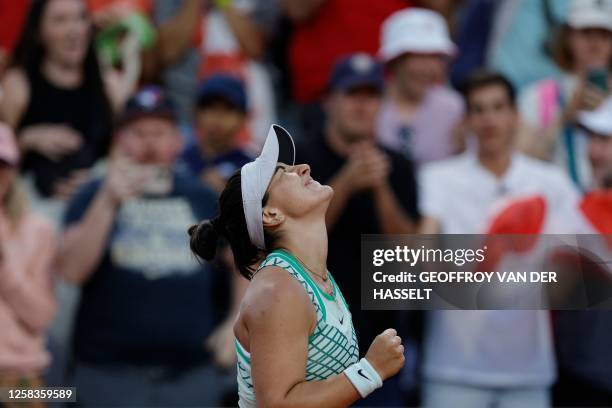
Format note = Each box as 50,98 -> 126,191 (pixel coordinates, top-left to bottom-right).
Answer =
328,53 -> 384,93
196,74 -> 248,112
117,86 -> 177,128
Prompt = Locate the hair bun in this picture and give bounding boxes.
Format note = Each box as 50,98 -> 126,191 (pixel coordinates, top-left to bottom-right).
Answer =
188,219 -> 221,261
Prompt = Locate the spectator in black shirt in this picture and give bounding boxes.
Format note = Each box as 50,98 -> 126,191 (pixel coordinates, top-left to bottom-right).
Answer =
295,53 -> 420,406
0,0 -> 139,203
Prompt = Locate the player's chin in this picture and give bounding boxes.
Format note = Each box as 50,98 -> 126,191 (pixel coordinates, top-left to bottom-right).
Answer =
320,184 -> 334,200
306,182 -> 333,198
313,180 -> 330,190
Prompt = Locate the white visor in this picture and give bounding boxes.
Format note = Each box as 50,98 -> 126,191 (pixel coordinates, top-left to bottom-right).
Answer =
241,124 -> 296,249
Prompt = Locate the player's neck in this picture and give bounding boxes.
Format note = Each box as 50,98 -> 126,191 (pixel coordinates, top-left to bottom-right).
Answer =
279,219 -> 328,277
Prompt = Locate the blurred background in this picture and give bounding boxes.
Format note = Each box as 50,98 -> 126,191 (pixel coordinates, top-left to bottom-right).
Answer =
0,0 -> 611,407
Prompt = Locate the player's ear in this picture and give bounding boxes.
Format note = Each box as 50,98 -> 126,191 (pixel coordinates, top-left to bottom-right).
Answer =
263,206 -> 284,229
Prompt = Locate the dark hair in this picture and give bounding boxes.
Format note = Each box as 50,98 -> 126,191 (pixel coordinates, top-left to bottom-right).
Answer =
461,70 -> 516,111
552,25 -> 612,73
188,171 -> 280,280
12,0 -> 112,121
196,96 -> 247,114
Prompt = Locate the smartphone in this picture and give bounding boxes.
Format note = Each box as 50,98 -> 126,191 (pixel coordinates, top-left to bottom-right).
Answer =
587,69 -> 609,92
139,165 -> 172,195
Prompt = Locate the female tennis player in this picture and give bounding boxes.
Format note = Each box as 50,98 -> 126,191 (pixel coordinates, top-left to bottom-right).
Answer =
189,125 -> 404,407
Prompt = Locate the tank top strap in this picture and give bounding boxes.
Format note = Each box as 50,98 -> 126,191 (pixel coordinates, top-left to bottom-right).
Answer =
327,272 -> 350,312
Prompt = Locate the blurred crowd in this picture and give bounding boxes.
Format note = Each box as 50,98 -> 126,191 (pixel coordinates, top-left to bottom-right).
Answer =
0,0 -> 611,407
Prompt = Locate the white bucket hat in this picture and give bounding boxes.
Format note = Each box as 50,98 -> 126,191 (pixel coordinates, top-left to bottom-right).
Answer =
567,0 -> 612,31
379,8 -> 457,63
241,124 -> 296,249
578,97 -> 612,137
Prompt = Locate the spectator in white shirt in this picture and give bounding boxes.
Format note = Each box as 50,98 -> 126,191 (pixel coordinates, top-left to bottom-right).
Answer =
419,70 -> 580,408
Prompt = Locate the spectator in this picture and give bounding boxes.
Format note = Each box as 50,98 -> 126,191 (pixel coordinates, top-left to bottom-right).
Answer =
281,0 -> 409,104
0,123 -> 57,392
296,53 -> 420,406
87,0 -> 156,69
447,0 -> 497,89
419,71 -> 580,407
280,0 -> 410,138
198,0 -> 278,149
486,0 -> 569,90
415,0 -> 466,33
152,0 -> 278,147
55,87 -> 235,406
518,0 -> 612,189
0,0 -> 140,207
377,8 -> 464,167
180,74 -> 251,193
149,0 -> 204,123
553,98 -> 612,407
578,96 -> 612,190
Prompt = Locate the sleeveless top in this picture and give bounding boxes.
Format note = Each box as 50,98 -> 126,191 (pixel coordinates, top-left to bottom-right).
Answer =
17,67 -> 113,197
235,249 -> 359,408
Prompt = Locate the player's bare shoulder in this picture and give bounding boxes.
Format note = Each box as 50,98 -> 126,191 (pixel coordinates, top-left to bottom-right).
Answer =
240,265 -> 316,331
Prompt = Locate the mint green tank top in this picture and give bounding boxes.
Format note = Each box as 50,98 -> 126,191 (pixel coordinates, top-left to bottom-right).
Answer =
235,249 -> 359,408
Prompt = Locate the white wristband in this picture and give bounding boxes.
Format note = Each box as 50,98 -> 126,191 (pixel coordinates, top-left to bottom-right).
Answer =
343,358 -> 383,398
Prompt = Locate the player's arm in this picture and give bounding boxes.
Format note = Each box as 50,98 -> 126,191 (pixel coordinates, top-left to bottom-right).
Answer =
245,266 -> 361,408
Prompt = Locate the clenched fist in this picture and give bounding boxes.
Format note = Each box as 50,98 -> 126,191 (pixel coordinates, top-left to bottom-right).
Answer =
364,328 -> 405,380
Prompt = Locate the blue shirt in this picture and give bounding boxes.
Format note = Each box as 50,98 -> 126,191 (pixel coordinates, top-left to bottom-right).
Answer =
64,169 -> 224,366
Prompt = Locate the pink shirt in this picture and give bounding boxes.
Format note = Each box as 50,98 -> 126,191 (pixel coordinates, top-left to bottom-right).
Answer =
0,211 -> 57,376
377,85 -> 464,167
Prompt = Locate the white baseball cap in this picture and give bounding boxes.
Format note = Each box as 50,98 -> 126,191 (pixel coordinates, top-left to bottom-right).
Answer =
578,96 -> 612,136
567,0 -> 612,31
379,8 -> 457,63
241,124 -> 296,249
